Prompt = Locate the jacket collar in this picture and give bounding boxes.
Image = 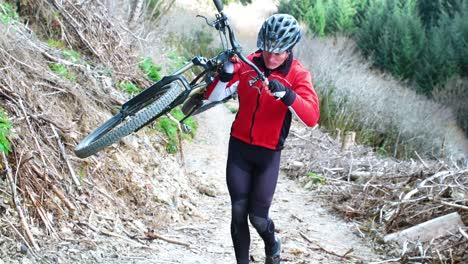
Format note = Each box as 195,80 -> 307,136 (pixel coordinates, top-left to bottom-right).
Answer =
253,50 -> 293,76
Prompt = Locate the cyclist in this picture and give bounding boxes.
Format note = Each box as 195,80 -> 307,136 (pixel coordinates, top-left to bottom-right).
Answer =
206,14 -> 320,264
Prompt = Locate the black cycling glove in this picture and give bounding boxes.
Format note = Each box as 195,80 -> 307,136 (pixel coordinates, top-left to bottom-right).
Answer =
268,79 -> 296,106
219,62 -> 234,82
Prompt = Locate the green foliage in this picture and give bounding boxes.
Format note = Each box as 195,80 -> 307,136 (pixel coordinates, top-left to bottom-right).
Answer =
417,0 -> 463,29
355,0 -> 467,94
307,171 -> 326,184
0,2 -> 18,23
356,0 -> 425,79
47,39 -> 84,64
305,0 -> 326,37
139,57 -> 162,82
47,39 -> 66,49
119,82 -> 141,94
154,107 -> 198,154
48,63 -> 76,81
0,109 -> 12,155
278,0 -> 312,22
63,49 -> 82,63
325,0 -> 357,33
222,0 -> 252,5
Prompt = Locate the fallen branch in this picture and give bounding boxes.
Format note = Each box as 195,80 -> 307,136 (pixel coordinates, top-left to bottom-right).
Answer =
51,124 -> 82,190
101,228 -> 153,249
440,200 -> 468,211
144,229 -> 190,247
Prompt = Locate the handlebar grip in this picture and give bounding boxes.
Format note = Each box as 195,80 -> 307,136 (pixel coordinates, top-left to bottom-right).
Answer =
213,0 -> 224,12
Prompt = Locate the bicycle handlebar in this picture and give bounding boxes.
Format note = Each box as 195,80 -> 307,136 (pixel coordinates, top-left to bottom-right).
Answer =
211,1 -> 267,83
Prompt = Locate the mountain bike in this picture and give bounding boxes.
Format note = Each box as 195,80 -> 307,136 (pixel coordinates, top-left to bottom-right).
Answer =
74,0 -> 266,158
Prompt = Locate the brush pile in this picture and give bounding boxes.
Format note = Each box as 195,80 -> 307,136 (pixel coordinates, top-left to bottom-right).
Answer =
282,125 -> 468,263
0,0 -> 182,258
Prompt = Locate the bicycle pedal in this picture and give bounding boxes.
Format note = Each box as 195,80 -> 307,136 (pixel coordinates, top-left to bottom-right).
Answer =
181,123 -> 192,134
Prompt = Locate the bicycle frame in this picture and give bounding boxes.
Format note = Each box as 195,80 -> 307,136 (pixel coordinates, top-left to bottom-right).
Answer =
122,0 -> 267,129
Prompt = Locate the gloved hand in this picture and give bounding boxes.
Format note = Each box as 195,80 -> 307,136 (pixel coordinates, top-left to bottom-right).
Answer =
268,79 -> 296,106
219,61 -> 234,82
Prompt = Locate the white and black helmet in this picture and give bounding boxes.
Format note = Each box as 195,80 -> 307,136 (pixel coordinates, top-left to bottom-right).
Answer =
257,14 -> 302,53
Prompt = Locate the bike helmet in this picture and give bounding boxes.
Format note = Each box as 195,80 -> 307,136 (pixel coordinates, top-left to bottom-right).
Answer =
257,14 -> 302,53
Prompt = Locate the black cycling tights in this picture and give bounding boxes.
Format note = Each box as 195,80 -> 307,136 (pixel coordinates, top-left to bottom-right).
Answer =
226,137 -> 281,264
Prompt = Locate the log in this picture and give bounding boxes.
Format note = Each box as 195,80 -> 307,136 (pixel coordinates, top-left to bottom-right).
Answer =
384,212 -> 465,245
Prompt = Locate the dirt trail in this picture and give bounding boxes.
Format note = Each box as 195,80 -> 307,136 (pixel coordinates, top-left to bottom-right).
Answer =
150,104 -> 383,263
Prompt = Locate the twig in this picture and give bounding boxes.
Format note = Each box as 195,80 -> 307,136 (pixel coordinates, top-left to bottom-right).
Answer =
25,185 -> 57,237
144,229 -> 190,247
18,99 -> 47,167
3,216 -> 38,258
459,227 -> 468,240
83,179 -> 115,202
441,200 -> 468,211
51,124 -> 82,190
414,151 -> 429,169
300,231 -> 356,260
100,228 -> 154,249
2,152 -> 40,251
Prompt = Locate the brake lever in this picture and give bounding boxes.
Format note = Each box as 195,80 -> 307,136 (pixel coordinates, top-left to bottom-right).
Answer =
196,15 -> 216,27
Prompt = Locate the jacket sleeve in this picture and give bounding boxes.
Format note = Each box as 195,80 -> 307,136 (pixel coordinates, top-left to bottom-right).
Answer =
288,70 -> 320,127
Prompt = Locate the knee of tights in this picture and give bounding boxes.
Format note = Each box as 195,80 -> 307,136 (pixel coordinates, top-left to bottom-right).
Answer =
231,199 -> 248,223
249,214 -> 275,234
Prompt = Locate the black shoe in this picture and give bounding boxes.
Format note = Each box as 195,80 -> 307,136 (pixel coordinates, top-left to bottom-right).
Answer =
265,237 -> 281,264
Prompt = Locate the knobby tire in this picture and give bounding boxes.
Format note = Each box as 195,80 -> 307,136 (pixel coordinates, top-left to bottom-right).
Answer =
74,82 -> 185,158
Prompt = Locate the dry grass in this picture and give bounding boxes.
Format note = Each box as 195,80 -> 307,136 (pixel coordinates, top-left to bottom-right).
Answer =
296,35 -> 468,160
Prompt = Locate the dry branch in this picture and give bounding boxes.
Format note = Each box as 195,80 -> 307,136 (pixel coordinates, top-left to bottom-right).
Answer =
144,229 -> 190,247
2,152 -> 40,251
51,124 -> 81,190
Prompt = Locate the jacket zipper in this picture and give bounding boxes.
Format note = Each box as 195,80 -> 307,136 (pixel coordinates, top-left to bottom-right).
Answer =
249,91 -> 261,144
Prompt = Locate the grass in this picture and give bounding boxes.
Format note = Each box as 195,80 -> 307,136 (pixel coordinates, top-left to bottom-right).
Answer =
139,57 -> 162,82
154,107 -> 198,154
307,171 -> 326,185
119,82 -> 141,94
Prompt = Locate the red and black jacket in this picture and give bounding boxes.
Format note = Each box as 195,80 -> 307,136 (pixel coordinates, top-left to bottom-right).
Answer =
206,51 -> 320,150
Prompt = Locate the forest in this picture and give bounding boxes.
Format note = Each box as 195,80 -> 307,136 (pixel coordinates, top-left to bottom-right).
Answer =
278,0 -> 468,138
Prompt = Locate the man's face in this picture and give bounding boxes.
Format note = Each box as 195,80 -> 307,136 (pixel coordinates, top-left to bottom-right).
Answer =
262,50 -> 289,70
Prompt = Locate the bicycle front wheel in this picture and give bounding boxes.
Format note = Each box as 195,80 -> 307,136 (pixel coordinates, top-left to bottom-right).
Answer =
74,81 -> 186,158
